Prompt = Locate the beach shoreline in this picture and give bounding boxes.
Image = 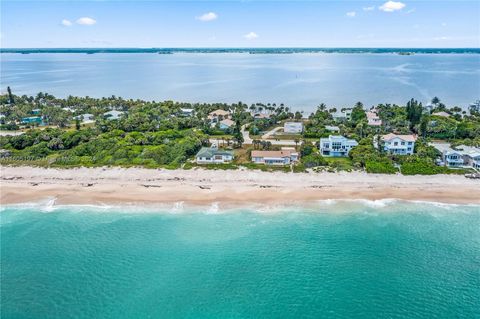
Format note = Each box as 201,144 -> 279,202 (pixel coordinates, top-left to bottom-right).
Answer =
1,166 -> 479,206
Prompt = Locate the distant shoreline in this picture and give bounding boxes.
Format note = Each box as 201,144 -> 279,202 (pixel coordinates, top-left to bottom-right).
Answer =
1,48 -> 479,55
1,166 -> 479,206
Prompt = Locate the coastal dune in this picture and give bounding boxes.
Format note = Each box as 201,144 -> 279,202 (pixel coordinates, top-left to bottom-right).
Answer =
1,166 -> 479,206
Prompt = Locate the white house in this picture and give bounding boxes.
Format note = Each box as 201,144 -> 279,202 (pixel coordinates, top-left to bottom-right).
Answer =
75,113 -> 95,124
180,108 -> 194,117
442,149 -> 465,167
319,135 -> 358,157
284,122 -> 303,134
208,109 -> 231,123
104,110 -> 125,120
325,125 -> 340,133
381,133 -> 417,155
195,147 -> 234,164
456,145 -> 480,169
331,109 -> 352,121
251,147 -> 299,166
432,111 -> 451,118
367,111 -> 382,126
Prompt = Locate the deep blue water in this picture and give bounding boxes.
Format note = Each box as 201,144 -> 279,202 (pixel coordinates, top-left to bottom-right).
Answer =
1,53 -> 479,110
1,201 -> 479,318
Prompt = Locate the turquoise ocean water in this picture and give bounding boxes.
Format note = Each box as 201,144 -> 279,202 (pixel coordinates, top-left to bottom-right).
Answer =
1,200 -> 479,318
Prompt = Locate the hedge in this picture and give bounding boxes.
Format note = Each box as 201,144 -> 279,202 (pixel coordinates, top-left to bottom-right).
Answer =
365,160 -> 397,174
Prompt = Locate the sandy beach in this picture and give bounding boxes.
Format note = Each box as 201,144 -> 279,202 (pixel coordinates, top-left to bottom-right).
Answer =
1,166 -> 479,206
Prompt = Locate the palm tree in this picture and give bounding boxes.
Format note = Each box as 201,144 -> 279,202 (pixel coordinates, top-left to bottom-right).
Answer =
294,138 -> 300,150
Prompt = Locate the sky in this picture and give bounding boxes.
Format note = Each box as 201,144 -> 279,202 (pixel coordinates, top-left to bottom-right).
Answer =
1,0 -> 479,48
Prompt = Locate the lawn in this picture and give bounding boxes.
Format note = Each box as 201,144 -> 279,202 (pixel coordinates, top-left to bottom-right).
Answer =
324,157 -> 355,171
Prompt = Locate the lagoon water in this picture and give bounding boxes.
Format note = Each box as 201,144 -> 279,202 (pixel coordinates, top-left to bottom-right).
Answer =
1,53 -> 479,110
1,201 -> 479,318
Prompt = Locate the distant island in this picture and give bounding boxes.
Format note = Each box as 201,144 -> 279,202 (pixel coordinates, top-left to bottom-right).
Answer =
1,48 -> 479,55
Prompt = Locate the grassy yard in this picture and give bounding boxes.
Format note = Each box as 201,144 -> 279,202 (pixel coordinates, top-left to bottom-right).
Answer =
233,146 -> 253,164
266,134 -> 302,140
324,157 -> 355,171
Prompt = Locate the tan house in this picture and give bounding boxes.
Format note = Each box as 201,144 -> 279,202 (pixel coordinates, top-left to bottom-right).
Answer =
367,111 -> 382,126
208,109 -> 231,123
251,147 -> 299,165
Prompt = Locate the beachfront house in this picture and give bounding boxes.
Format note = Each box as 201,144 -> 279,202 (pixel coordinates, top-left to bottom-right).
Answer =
367,111 -> 382,126
104,110 -> 125,120
195,146 -> 234,164
456,146 -> 480,169
284,122 -> 303,134
442,149 -> 465,167
208,109 -> 231,123
381,133 -> 417,155
331,109 -> 352,121
251,147 -> 299,166
319,135 -> 358,157
467,153 -> 480,169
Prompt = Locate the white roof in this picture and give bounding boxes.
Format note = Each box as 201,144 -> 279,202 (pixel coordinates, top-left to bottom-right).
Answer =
321,135 -> 358,145
104,110 -> 124,116
432,111 -> 451,117
325,125 -> 340,131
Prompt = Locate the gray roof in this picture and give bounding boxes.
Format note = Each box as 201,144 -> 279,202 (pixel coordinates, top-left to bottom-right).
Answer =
196,147 -> 234,158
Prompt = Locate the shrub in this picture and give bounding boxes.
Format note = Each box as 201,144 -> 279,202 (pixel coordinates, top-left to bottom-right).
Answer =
400,159 -> 440,175
365,160 -> 397,174
302,153 -> 327,168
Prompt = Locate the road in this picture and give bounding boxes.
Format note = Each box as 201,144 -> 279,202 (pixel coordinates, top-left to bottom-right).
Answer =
210,124 -> 301,146
0,131 -> 25,136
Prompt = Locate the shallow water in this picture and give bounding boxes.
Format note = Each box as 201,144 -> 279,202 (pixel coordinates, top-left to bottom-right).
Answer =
1,201 -> 479,318
1,53 -> 479,109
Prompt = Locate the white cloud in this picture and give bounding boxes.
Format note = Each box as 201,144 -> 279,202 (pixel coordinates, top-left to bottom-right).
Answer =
346,11 -> 356,17
61,19 -> 72,27
244,32 -> 259,40
363,6 -> 375,11
379,1 -> 406,12
76,17 -> 97,25
196,12 -> 218,22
